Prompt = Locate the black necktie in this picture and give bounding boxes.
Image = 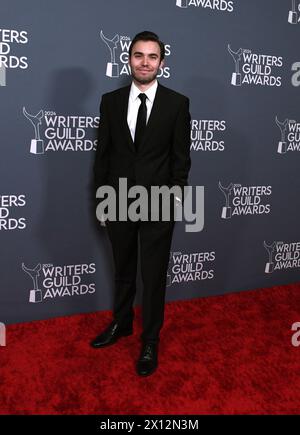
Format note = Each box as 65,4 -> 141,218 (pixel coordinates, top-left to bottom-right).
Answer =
134,93 -> 147,152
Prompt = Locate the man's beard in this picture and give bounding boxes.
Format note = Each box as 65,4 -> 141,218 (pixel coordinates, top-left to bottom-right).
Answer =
131,69 -> 159,85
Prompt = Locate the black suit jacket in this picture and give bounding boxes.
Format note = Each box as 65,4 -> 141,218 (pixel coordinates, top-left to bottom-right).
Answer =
94,83 -> 191,197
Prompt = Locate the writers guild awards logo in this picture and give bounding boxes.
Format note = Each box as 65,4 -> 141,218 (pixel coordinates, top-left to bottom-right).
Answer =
22,262 -> 96,302
22,263 -> 43,303
264,241 -> 276,274
228,44 -> 283,87
288,0 -> 300,24
23,108 -> 99,154
165,250 -> 215,283
275,116 -> 300,153
263,240 -> 300,273
275,116 -> 289,154
228,44 -> 243,86
176,0 -> 188,7
218,183 -> 272,217
23,107 -> 45,154
218,181 -> 233,219
100,31 -> 120,77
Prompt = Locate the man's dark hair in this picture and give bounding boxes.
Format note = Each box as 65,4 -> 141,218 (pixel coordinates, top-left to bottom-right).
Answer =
129,31 -> 165,61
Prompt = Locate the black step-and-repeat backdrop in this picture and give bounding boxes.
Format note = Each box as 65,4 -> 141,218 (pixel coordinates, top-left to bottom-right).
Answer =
1,0 -> 299,324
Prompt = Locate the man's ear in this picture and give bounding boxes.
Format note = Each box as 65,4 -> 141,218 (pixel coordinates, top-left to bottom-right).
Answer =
159,59 -> 165,69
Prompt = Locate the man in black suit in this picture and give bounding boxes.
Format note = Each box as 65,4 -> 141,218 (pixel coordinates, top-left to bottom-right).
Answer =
91,31 -> 191,376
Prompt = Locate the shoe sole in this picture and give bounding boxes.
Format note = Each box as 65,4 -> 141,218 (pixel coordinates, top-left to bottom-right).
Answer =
136,366 -> 157,377
90,330 -> 133,348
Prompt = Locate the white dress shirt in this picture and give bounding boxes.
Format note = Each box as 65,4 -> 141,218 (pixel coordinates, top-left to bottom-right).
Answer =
127,80 -> 158,142
127,79 -> 182,206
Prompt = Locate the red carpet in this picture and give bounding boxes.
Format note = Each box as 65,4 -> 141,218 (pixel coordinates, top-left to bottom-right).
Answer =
1,283 -> 300,415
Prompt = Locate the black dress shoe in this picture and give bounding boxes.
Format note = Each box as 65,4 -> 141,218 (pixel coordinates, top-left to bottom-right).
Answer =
136,342 -> 158,376
90,321 -> 133,348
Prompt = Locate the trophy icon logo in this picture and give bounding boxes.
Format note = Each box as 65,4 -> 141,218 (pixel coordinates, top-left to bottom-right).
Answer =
0,62 -> 6,87
100,31 -> 120,78
288,0 -> 299,24
275,116 -> 289,154
219,182 -> 234,219
228,44 -> 243,86
166,252 -> 174,287
176,0 -> 188,7
23,107 -> 45,154
22,263 -> 43,303
263,241 -> 276,273
0,322 -> 6,347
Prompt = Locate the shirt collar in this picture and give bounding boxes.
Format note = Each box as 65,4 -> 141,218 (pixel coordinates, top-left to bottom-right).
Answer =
129,80 -> 158,104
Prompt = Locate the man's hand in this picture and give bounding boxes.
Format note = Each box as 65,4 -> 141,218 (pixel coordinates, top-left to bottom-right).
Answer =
100,213 -> 106,227
175,196 -> 182,207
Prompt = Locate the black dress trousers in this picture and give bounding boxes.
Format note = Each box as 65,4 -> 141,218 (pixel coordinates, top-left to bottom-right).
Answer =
106,194 -> 175,344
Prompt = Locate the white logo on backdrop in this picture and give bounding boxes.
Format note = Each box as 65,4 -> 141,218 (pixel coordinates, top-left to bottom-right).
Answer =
219,182 -> 272,218
167,250 -> 215,285
22,263 -> 42,303
100,31 -> 120,77
275,116 -> 300,153
0,28 -> 28,87
23,107 -> 99,154
23,107 -> 45,154
22,262 -> 97,303
264,241 -> 300,273
228,44 -> 283,87
190,119 -> 226,151
176,0 -> 234,12
0,194 -> 26,230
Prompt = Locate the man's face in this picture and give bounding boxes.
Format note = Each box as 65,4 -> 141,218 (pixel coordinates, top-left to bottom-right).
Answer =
129,40 -> 164,85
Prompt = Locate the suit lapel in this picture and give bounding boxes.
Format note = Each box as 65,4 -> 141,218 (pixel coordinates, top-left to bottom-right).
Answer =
118,85 -> 135,152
